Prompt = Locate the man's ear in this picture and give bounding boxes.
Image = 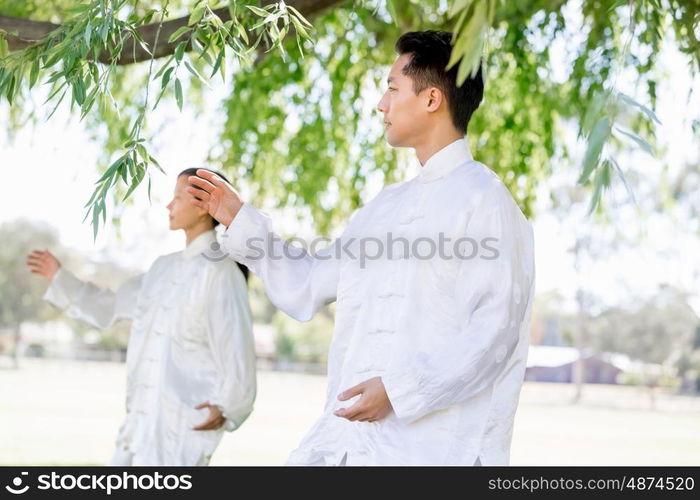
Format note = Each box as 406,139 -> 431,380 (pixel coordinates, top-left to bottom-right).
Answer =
425,87 -> 443,113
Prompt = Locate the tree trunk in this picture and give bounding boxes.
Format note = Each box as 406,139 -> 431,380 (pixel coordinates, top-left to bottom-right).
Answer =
0,0 -> 346,64
12,323 -> 21,369
571,238 -> 586,404
571,323 -> 585,403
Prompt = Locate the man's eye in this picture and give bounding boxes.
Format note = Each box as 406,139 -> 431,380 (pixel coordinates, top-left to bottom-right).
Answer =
388,87 -> 397,91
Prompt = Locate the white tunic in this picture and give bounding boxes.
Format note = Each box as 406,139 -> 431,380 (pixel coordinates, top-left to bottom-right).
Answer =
43,229 -> 256,465
221,139 -> 535,465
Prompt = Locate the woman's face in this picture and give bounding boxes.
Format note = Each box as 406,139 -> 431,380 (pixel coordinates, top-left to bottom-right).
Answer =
166,175 -> 210,231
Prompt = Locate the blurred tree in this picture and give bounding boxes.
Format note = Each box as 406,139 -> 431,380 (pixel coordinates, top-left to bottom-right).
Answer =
272,304 -> 334,365
0,219 -> 60,367
588,286 -> 698,371
1,0 -> 697,236
247,276 -> 278,324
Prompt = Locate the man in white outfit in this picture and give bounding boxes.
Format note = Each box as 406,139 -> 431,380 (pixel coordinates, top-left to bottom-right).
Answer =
188,31 -> 535,466
27,169 -> 257,465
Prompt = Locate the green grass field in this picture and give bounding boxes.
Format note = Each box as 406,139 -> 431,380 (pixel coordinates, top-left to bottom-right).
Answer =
1,358 -> 698,465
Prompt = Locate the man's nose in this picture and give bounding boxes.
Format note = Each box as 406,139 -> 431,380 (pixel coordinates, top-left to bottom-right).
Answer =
376,96 -> 386,113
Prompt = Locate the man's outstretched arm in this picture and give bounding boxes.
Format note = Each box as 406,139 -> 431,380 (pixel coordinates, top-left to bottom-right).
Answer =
188,169 -> 340,322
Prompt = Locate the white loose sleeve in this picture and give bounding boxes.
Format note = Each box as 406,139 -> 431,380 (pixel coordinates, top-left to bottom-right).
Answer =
382,183 -> 535,423
220,202 -> 341,322
43,266 -> 144,329
205,262 -> 257,431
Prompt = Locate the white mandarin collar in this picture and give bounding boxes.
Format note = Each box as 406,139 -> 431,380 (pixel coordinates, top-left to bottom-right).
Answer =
183,229 -> 218,259
418,138 -> 474,183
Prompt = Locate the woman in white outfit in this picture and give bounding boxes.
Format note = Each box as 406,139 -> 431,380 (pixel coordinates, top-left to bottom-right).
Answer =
26,168 -> 257,466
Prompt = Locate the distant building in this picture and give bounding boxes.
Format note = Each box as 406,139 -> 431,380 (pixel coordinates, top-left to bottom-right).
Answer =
525,345 -> 628,384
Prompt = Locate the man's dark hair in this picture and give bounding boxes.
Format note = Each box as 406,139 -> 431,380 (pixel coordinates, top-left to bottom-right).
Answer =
395,30 -> 484,134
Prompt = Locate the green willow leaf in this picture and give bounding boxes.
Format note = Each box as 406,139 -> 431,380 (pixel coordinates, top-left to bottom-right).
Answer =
174,77 -> 183,110
188,6 -> 206,27
618,92 -> 662,125
168,26 -> 192,44
578,117 -> 611,184
29,58 -> 40,88
614,127 -> 654,156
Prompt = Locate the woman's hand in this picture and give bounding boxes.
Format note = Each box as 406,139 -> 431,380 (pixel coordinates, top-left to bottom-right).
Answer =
26,249 -> 61,281
192,401 -> 227,431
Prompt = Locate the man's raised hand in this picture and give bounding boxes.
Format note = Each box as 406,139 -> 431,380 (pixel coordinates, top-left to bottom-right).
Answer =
187,169 -> 244,227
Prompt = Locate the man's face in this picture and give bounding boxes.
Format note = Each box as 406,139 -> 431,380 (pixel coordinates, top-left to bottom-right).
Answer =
166,175 -> 207,231
376,53 -> 430,148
